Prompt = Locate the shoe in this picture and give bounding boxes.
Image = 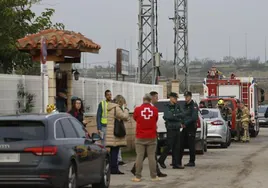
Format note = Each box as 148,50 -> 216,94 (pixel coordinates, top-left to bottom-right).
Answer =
111,171 -> 125,175
151,177 -> 161,181
173,165 -> 185,169
118,161 -> 126,166
131,168 -> 136,176
158,161 -> 166,169
185,162 -> 195,167
132,177 -> 141,182
157,172 -> 167,177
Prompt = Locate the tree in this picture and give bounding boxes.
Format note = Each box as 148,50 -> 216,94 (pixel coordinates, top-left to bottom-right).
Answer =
0,0 -> 64,74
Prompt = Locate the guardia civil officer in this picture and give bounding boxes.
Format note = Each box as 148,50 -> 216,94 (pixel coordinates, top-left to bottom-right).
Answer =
158,92 -> 184,169
179,91 -> 198,167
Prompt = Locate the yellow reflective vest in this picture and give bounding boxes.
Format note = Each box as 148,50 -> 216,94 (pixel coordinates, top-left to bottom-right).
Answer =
101,100 -> 108,124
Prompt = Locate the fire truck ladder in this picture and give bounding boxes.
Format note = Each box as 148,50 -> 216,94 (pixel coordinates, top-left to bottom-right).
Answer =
241,82 -> 249,105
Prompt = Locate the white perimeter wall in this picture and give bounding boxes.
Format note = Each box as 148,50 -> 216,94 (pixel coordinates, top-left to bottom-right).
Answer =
0,75 -> 163,115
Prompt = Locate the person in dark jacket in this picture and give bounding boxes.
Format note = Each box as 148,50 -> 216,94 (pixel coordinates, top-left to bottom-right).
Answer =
68,98 -> 87,127
158,92 -> 184,169
55,88 -> 67,112
179,91 -> 199,167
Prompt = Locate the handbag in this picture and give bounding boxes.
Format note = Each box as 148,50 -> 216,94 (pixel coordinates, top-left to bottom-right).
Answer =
113,107 -> 126,138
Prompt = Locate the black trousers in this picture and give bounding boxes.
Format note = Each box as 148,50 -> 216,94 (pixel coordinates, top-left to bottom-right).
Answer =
132,142 -> 161,175
158,129 -> 181,166
179,128 -> 196,164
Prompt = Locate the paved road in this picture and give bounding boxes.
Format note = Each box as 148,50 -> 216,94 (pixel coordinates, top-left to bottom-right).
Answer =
110,128 -> 268,188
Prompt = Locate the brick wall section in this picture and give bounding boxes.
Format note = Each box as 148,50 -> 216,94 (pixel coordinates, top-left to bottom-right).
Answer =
84,114 -> 136,151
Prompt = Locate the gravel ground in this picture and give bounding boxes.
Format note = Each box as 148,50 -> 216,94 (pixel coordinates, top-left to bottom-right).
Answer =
109,128 -> 268,188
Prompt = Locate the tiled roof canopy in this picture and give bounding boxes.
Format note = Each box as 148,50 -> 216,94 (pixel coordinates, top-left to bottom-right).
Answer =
17,29 -> 101,53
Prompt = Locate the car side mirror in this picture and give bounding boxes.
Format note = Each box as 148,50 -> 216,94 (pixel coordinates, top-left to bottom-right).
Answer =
91,133 -> 101,142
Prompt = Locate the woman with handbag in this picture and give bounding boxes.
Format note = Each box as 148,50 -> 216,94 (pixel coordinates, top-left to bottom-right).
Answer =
106,95 -> 129,174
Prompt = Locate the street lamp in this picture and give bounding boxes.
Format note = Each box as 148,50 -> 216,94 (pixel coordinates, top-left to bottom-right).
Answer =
73,70 -> 80,80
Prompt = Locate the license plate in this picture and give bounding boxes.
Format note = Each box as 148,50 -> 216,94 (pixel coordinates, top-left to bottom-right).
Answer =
0,153 -> 20,163
259,120 -> 265,122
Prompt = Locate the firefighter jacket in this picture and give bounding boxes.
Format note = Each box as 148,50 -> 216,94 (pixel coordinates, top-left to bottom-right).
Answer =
236,108 -> 242,122
241,106 -> 250,123
163,102 -> 184,130
183,100 -> 199,131
219,106 -> 232,121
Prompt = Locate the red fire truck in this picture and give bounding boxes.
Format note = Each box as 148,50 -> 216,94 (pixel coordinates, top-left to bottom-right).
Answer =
202,67 -> 265,137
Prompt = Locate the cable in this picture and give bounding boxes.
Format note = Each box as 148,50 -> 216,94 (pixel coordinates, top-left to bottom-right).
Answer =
155,0 -> 158,53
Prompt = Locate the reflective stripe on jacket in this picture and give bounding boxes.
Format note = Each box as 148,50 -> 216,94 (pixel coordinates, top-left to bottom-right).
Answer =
101,100 -> 108,124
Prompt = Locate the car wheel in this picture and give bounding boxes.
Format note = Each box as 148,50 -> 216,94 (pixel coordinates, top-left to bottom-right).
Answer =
92,157 -> 111,188
204,140 -> 208,152
220,137 -> 228,148
60,163 -> 77,188
196,140 -> 204,155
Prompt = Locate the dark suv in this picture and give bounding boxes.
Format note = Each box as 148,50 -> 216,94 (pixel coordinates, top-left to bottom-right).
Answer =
0,113 -> 110,188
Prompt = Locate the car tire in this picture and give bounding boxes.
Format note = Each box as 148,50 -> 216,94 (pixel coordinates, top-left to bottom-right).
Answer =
250,130 -> 257,137
196,140 -> 204,155
60,162 -> 77,188
204,140 -> 208,152
92,156 -> 111,188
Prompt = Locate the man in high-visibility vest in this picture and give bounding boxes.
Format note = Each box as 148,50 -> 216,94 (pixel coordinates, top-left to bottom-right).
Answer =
96,90 -> 112,145
240,101 -> 250,142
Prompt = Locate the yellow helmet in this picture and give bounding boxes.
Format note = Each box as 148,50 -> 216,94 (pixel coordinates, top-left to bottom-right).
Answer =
218,99 -> 224,105
46,104 -> 56,114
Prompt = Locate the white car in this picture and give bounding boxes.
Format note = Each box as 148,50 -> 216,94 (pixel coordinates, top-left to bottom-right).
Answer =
155,99 -> 208,155
200,108 -> 231,148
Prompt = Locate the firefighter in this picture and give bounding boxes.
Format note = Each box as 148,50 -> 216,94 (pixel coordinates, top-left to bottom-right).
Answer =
199,101 -> 207,108
240,101 -> 250,142
234,100 -> 242,141
217,99 -> 232,121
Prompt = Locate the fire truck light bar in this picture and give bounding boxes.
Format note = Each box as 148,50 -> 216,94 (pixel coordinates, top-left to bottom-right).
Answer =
207,96 -> 236,98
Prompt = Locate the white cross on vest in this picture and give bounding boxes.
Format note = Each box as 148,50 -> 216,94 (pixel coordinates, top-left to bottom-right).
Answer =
141,107 -> 153,120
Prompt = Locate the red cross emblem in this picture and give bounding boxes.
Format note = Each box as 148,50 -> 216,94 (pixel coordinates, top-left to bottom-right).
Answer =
141,107 -> 153,120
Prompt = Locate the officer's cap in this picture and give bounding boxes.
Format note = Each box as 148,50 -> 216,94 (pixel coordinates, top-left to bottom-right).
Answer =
169,92 -> 178,98
183,91 -> 192,97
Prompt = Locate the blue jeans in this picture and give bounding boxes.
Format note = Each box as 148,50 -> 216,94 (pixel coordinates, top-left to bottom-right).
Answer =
110,147 -> 120,173
101,126 -> 107,146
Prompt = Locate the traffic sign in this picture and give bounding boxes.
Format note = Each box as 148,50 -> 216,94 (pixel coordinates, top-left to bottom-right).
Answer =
40,36 -> 47,74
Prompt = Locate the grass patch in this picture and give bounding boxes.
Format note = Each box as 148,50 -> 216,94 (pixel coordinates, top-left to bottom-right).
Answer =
122,150 -> 136,159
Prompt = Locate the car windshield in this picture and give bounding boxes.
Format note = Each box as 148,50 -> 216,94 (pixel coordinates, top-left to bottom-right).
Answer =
0,121 -> 45,141
155,101 -> 186,112
202,99 -> 234,110
258,106 -> 267,113
201,109 -> 219,119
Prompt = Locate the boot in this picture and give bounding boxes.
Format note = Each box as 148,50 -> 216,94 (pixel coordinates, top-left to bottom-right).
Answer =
241,130 -> 247,142
246,131 -> 250,142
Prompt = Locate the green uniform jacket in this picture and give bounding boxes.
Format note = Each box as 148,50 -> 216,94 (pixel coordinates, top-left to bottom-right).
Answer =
183,100 -> 199,131
163,102 -> 184,130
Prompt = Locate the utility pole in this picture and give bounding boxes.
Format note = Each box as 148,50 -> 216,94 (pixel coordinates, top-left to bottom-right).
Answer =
245,33 -> 248,60
265,36 -> 267,63
171,0 -> 189,91
138,0 -> 158,84
229,36 -> 231,58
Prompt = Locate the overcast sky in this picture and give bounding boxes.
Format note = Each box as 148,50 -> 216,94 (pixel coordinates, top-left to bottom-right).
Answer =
33,0 -> 268,66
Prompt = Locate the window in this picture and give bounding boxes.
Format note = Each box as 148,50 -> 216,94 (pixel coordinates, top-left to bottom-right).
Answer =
55,121 -> 64,138
60,118 -> 78,138
69,118 -> 86,138
201,109 -> 219,119
0,121 -> 45,141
